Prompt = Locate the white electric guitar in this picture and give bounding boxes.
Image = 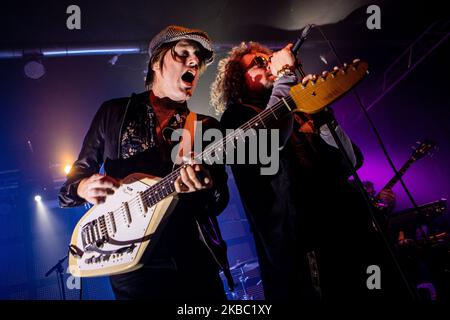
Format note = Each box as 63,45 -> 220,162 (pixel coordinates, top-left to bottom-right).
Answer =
68,60 -> 369,277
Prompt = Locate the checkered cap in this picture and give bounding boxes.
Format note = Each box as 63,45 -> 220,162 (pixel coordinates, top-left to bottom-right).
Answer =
148,25 -> 214,65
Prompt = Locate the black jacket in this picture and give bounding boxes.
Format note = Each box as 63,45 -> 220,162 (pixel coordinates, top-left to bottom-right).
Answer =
59,91 -> 233,287
220,102 -> 367,299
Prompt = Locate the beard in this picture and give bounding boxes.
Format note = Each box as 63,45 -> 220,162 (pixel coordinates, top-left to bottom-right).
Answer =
243,85 -> 273,109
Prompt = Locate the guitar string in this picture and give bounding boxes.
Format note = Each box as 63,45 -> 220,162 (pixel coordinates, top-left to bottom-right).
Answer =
83,65 -> 364,237
85,72 -> 352,234
137,65 -> 363,205
97,90 -> 317,232
84,97 -> 293,235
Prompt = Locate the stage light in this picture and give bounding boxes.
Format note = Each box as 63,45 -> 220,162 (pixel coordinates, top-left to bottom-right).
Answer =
43,48 -> 140,56
34,195 -> 42,202
24,60 -> 46,79
64,165 -> 72,175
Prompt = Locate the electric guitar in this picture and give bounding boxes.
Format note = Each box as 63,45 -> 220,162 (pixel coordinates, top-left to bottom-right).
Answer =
68,60 -> 369,277
373,139 -> 436,209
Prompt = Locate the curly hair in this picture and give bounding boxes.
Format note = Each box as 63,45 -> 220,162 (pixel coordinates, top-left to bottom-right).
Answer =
210,42 -> 272,114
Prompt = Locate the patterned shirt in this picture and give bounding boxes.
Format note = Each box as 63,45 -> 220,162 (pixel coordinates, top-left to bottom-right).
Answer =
121,102 -> 188,160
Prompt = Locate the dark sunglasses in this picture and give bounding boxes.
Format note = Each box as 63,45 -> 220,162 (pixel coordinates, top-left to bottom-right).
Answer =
246,55 -> 269,70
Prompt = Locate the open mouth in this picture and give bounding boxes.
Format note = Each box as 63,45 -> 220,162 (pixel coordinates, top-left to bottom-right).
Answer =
181,70 -> 196,86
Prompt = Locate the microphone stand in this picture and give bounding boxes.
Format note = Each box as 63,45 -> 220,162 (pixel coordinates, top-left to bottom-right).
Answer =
45,255 -> 68,300
293,50 -> 418,300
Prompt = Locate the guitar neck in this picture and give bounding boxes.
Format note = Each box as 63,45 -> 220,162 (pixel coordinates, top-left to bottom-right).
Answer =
143,95 -> 297,204
199,96 -> 296,163
381,157 -> 416,191
142,61 -> 369,203
142,171 -> 178,207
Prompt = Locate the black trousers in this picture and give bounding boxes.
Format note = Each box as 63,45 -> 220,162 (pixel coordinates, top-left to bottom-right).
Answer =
110,242 -> 226,301
110,265 -> 226,301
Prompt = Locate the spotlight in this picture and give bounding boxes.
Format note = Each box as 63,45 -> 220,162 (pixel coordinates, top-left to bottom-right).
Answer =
34,195 -> 42,202
108,55 -> 120,66
64,165 -> 72,175
24,60 -> 46,79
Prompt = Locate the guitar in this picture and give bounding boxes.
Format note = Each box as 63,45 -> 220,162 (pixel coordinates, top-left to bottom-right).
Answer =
68,60 -> 369,277
373,140 -> 436,209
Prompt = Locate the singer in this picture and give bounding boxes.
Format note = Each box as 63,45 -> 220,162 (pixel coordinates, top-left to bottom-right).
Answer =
211,41 -> 377,300
59,25 -> 231,300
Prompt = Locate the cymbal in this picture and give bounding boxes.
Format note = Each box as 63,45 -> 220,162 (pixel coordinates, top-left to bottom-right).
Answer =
219,218 -> 248,224
242,262 -> 259,273
230,258 -> 259,271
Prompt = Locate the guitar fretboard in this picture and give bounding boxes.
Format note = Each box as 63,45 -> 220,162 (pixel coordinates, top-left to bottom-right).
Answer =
136,61 -> 368,207
140,95 -> 297,207
382,157 -> 417,191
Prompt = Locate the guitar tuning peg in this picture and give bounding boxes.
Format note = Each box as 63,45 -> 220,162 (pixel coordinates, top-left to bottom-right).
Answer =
330,67 -> 339,78
312,74 -> 318,83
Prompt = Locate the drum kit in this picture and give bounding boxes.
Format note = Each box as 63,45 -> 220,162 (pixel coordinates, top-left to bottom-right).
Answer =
220,258 -> 264,300
388,198 -> 450,300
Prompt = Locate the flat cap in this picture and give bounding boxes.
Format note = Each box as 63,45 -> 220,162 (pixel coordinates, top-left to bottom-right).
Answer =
148,25 -> 214,65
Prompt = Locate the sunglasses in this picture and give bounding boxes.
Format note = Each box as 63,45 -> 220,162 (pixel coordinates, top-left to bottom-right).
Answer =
246,55 -> 269,70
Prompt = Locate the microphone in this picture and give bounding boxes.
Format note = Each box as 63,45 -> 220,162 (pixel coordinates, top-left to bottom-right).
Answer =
291,24 -> 315,56
290,24 -> 314,78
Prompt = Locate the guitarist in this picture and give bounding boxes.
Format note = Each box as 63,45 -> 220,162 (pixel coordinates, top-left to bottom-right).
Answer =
363,180 -> 397,213
58,26 -> 231,300
211,42 -> 400,300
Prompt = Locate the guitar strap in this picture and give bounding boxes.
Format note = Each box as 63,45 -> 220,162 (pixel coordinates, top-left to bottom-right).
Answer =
174,111 -> 197,164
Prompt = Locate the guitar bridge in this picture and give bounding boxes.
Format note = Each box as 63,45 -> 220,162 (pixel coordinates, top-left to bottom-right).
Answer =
81,218 -> 109,250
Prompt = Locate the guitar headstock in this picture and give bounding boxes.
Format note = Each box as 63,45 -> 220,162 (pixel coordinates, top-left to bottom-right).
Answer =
289,60 -> 368,114
411,139 -> 437,160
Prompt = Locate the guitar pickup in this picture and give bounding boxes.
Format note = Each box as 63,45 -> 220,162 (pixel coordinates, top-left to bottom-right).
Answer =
108,212 -> 117,234
92,220 -> 101,242
138,192 -> 147,215
122,202 -> 132,225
